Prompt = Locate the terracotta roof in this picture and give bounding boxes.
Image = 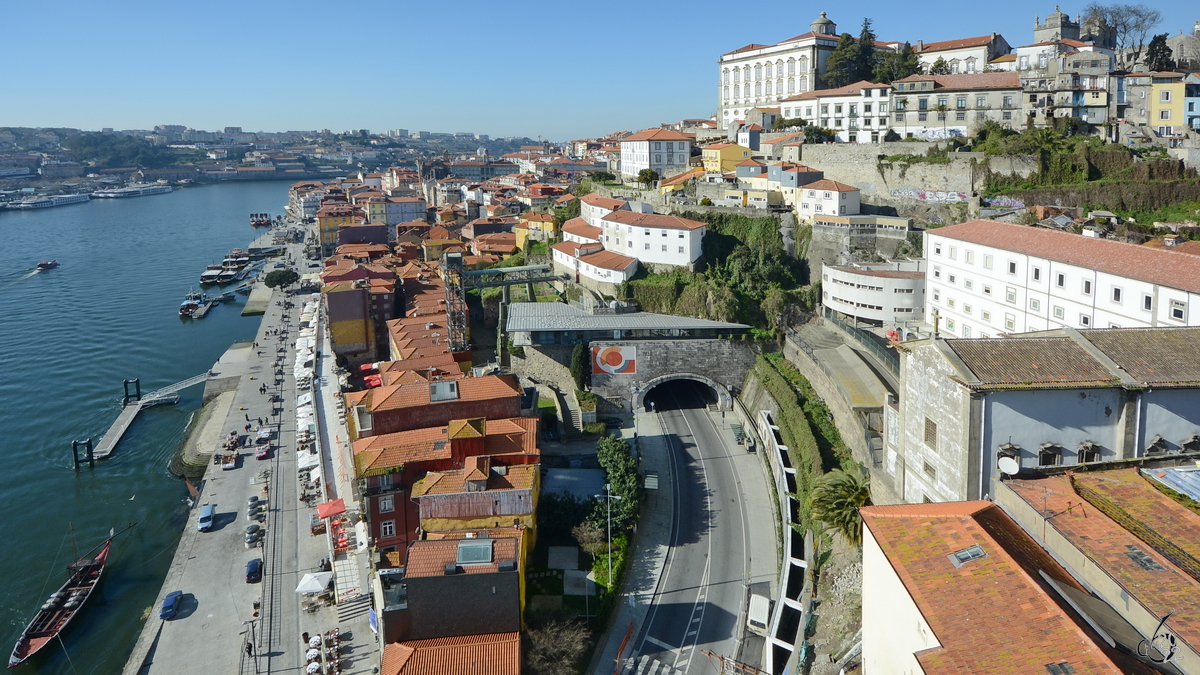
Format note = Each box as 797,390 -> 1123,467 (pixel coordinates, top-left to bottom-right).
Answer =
737,159 -> 765,167
1006,470 -> 1200,654
1141,238 -> 1200,256
830,266 -> 923,279
722,43 -> 771,56
930,219 -> 1200,295
361,374 -> 520,413
404,537 -> 520,578
893,72 -> 1020,89
781,80 -> 890,102
601,210 -> 706,231
946,337 -> 1116,387
658,167 -> 704,187
989,54 -> 1018,63
861,501 -> 1140,674
803,179 -> 859,192
916,34 -> 1000,53
381,632 -> 521,675
578,249 -> 638,272
1079,328 -> 1200,385
580,193 -> 628,211
562,217 -> 602,241
621,128 -> 695,142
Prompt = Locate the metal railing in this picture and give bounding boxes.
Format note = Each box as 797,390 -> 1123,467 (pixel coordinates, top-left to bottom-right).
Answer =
821,307 -> 899,377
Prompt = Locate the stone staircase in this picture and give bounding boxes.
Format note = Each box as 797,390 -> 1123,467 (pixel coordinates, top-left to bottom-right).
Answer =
336,593 -> 372,623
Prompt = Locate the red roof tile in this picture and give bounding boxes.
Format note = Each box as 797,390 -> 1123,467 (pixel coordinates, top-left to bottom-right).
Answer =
893,72 -> 1020,89
916,34 -> 1001,53
803,179 -> 859,192
601,210 -> 706,231
621,128 -> 695,142
382,632 -> 520,675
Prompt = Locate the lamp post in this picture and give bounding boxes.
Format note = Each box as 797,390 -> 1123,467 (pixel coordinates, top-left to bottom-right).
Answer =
595,483 -> 624,589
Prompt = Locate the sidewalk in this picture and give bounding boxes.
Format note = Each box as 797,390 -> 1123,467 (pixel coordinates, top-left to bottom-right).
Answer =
586,411 -> 675,675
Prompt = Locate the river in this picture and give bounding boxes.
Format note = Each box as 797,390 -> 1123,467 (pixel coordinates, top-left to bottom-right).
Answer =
0,180 -> 292,673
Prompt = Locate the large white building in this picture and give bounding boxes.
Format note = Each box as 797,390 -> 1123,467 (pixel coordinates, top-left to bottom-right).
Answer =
780,81 -> 893,143
821,261 -> 925,325
912,33 -> 1013,74
599,211 -> 706,270
925,220 -> 1200,339
717,13 -> 844,130
618,129 -> 694,181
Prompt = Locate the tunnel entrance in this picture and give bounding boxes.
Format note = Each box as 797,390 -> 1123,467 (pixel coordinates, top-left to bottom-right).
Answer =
637,375 -> 727,413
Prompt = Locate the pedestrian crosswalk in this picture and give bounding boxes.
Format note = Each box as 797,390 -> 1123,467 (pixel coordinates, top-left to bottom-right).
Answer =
620,655 -> 687,675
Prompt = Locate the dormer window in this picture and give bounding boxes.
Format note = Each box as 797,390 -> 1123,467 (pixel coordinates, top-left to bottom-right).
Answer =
1039,443 -> 1062,466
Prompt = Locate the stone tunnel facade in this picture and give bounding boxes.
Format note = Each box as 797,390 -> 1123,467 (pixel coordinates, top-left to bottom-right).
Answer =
589,339 -> 758,412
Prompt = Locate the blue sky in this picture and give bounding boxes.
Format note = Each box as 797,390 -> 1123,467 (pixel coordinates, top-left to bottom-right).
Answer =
0,0 -> 1191,141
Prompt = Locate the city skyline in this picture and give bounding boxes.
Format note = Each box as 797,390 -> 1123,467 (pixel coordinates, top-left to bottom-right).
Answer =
1,0 -> 1193,140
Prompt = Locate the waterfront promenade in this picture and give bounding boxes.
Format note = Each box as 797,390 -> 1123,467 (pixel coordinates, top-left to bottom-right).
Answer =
123,226 -> 379,675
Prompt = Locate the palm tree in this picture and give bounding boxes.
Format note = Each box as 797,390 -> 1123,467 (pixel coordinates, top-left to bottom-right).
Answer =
808,468 -> 871,546
935,104 -> 949,137
896,97 -> 909,138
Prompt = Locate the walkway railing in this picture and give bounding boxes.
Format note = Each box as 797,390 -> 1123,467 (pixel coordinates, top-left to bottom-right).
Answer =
821,307 -> 899,377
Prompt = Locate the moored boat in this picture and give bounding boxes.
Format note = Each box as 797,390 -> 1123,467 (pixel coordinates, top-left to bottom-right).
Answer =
36,260 -> 58,271
199,264 -> 223,285
180,291 -> 206,317
9,537 -> 112,667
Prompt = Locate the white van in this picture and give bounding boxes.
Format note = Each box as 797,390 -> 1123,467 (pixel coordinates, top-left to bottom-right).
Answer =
197,504 -> 216,532
747,594 -> 770,637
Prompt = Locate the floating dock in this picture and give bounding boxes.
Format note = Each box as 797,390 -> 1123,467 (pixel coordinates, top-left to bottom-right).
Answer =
90,374 -> 208,461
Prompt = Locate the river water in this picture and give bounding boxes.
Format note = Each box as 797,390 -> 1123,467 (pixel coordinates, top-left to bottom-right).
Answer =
0,181 -> 291,673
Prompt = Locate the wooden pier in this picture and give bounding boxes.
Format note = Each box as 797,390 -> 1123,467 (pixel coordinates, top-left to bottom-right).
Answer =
87,374 -> 209,462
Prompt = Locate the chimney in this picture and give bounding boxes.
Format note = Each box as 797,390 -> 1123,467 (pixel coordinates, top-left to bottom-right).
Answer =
916,40 -> 923,52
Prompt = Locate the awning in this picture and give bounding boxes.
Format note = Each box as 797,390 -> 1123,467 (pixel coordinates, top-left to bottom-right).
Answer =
297,453 -> 319,470
295,571 -> 334,594
316,498 -> 345,519
297,392 -> 313,406
355,521 -> 369,553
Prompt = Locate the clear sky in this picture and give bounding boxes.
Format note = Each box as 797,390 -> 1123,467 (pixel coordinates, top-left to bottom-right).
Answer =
0,0 -> 1191,141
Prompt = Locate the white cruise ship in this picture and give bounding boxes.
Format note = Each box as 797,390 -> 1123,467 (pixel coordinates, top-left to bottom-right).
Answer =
7,194 -> 91,209
92,184 -> 173,198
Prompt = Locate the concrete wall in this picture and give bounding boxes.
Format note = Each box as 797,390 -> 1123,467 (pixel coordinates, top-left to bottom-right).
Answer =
898,342 -> 976,503
589,339 -> 757,412
1140,389 -> 1200,452
509,345 -> 575,394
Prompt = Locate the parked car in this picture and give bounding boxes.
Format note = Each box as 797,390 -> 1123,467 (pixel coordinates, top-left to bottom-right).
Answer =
158,590 -> 183,619
246,558 -> 263,583
197,504 -> 216,532
273,262 -> 287,268
604,418 -> 623,429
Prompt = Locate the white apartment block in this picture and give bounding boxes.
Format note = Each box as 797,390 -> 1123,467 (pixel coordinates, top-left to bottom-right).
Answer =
890,73 -> 1023,139
925,220 -> 1200,339
580,193 -> 631,227
821,261 -> 925,325
619,129 -> 694,180
781,81 -> 892,143
599,211 -> 705,270
797,179 -> 860,219
718,12 -> 842,129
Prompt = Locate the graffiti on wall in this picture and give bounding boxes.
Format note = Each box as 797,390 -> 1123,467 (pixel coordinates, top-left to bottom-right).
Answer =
983,196 -> 1026,209
889,187 -> 969,203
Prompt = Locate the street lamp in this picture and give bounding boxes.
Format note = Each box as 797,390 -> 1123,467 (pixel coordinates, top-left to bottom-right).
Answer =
594,483 -> 624,590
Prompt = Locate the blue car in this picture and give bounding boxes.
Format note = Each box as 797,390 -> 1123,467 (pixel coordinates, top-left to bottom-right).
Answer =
159,590 -> 183,620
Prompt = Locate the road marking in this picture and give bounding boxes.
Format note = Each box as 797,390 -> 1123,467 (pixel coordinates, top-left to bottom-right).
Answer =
644,635 -> 676,651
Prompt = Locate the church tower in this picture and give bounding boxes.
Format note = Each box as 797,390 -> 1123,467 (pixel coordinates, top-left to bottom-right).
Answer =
1033,6 -> 1080,43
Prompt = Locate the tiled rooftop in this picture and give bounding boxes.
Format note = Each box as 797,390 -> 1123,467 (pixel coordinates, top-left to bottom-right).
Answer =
405,537 -> 520,578
946,337 -> 1116,387
381,632 -> 520,675
1080,328 -> 1200,385
601,210 -> 706,231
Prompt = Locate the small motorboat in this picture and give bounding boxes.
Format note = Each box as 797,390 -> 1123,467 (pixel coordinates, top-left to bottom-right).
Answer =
36,261 -> 58,271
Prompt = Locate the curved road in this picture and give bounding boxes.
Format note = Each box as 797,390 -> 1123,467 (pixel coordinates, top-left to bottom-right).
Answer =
629,381 -> 776,674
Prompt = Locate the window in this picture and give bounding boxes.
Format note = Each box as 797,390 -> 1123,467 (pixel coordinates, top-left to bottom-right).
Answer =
1054,305 -> 1065,319
381,520 -> 396,538
1006,287 -> 1016,303
918,98 -> 929,110
976,96 -> 987,108
1030,298 -> 1040,311
1143,295 -> 1153,311
1171,299 -> 1187,321
956,112 -> 966,121
1032,267 -> 1041,282
1005,313 -> 1016,330
1080,314 -> 1091,326
918,112 -> 928,121
982,285 -> 992,296
948,298 -> 956,308
949,246 -> 957,260
946,318 -> 955,330
964,279 -> 973,290
378,495 -> 394,513
1160,110 -> 1171,121
934,243 -> 942,256
1082,280 -> 1092,295
948,274 -> 956,284
1039,444 -> 1061,466
964,304 -> 972,314
938,97 -> 947,107
1112,287 -> 1122,303
678,246 -> 684,253
924,418 -> 937,449
933,266 -> 941,279
983,255 -> 993,269
1056,273 -> 1065,288
923,460 -> 937,480
644,243 -> 649,250
1007,261 -> 1017,275
949,545 -> 987,567
821,104 -> 828,115
981,310 -> 991,321
1003,111 -> 1012,120
379,473 -> 393,490
962,325 -> 972,337
1161,90 -> 1171,102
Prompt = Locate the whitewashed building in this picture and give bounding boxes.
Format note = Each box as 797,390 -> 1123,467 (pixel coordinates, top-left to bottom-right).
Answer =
580,193 -> 631,227
717,13 -> 844,130
599,211 -> 706,270
797,179 -> 860,219
925,220 -> 1200,339
618,129 -> 694,181
550,240 -> 638,294
890,72 -> 1023,139
821,261 -> 925,325
780,81 -> 893,143
912,34 -> 1013,74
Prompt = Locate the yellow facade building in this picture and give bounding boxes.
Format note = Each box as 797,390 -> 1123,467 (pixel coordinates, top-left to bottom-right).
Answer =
1150,72 -> 1186,136
701,143 -> 752,173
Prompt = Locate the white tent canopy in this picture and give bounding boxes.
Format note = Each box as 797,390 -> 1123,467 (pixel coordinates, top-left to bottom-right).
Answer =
297,452 -> 319,470
295,571 -> 334,594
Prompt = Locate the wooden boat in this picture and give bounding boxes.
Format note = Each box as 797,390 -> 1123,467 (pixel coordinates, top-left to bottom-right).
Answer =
9,538 -> 111,667
35,260 -> 58,271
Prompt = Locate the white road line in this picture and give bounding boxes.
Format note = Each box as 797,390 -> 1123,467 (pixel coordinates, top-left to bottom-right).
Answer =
670,393 -> 712,674
644,635 -> 676,652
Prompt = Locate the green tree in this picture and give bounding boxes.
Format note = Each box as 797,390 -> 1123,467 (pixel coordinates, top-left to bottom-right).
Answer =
263,269 -> 300,288
1145,33 -> 1175,72
772,117 -> 808,130
935,103 -> 949,135
636,168 -> 660,188
809,468 -> 871,547
804,126 -> 836,144
571,520 -> 607,562
928,56 -> 951,75
590,170 -> 615,183
595,435 -> 641,531
700,197 -> 713,206
874,42 -> 921,83
854,18 -> 879,84
569,342 -> 590,390
821,33 -> 860,88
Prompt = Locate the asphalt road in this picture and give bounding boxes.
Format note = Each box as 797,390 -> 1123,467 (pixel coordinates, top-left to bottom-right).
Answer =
631,380 -> 774,674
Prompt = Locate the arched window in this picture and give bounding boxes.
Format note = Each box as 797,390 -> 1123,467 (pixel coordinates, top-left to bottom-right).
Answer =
777,79 -> 784,95
733,84 -> 740,98
788,78 -> 795,93
724,86 -> 730,99
743,66 -> 751,81
734,69 -> 740,83
950,60 -> 960,74
799,56 -> 809,73
754,65 -> 762,80
965,58 -> 977,73
723,69 -> 730,84
765,81 -> 772,95
755,82 -> 762,96
800,76 -> 807,91
765,63 -> 773,78
787,59 -> 795,75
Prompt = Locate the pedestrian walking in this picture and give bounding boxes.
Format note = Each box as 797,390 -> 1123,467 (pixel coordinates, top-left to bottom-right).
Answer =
245,414 -> 250,422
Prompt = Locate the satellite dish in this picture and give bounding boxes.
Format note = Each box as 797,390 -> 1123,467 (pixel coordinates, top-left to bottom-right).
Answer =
998,456 -> 1021,476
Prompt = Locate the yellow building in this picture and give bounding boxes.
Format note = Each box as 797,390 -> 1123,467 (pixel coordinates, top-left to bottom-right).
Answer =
1151,72 -> 1186,136
701,143 -> 752,174
516,212 -> 557,249
659,167 -> 705,196
322,281 -> 374,359
315,203 -> 360,254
